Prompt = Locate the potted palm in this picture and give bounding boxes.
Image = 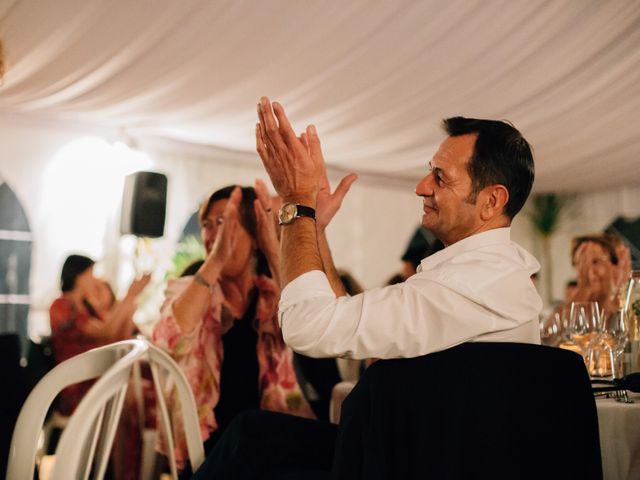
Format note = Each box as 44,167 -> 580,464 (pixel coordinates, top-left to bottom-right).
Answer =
528,193 -> 572,305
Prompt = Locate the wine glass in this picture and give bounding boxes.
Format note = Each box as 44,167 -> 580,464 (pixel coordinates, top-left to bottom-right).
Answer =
568,301 -> 600,354
576,302 -> 615,379
557,304 -> 572,342
603,308 -> 629,378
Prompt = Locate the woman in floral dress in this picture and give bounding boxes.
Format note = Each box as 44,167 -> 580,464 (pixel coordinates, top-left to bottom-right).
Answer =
152,181 -> 314,469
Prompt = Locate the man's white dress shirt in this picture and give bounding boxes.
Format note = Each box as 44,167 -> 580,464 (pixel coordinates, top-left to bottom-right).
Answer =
279,228 -> 542,359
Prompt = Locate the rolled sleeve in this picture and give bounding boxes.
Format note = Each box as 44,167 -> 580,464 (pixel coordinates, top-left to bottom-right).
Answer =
279,270 -> 336,312
276,230 -> 542,360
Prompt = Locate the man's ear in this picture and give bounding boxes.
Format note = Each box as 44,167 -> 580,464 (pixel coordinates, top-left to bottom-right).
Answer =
479,184 -> 509,221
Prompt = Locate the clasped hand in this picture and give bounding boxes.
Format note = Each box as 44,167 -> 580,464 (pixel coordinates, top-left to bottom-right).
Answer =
256,97 -> 322,206
256,96 -> 357,229
206,187 -> 242,273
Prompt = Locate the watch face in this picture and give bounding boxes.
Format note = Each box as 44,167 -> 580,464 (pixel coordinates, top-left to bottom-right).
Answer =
279,203 -> 297,224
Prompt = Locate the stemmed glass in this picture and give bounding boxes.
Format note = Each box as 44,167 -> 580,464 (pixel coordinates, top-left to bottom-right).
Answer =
574,301 -> 615,379
539,311 -> 562,347
568,301 -> 600,355
555,304 -> 582,353
603,308 -> 629,378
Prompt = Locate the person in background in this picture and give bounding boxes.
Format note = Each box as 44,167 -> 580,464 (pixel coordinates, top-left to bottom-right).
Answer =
49,254 -> 150,480
604,233 -> 633,297
49,254 -> 150,415
543,234 -> 631,350
384,225 -> 445,286
565,279 -> 578,302
151,181 -> 315,471
568,233 -> 631,317
385,272 -> 406,286
400,226 -> 445,279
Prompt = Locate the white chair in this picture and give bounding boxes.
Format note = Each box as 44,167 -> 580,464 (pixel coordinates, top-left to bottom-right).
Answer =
143,338 -> 205,478
6,339 -> 149,480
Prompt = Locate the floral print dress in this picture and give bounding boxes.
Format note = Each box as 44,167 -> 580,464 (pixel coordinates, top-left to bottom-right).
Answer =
151,274 -> 315,467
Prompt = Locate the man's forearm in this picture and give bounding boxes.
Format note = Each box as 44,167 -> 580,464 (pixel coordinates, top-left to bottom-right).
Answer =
280,217 -> 323,287
318,229 -> 346,297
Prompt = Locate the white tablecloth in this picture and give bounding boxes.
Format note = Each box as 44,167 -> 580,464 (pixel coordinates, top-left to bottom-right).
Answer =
596,392 -> 640,480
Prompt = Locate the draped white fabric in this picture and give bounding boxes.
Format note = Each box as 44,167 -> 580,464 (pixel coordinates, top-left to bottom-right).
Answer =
1,0 -> 639,192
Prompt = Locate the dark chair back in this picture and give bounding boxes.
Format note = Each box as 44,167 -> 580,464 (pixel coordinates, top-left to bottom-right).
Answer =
0,333 -> 30,479
333,342 -> 602,480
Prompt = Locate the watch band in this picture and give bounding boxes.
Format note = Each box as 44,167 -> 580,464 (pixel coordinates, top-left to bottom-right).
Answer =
294,205 -> 316,220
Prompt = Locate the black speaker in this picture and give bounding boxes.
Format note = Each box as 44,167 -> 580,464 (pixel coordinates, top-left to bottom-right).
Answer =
120,171 -> 167,238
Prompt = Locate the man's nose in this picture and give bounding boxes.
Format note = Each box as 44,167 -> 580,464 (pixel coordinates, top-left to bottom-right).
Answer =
415,173 -> 434,197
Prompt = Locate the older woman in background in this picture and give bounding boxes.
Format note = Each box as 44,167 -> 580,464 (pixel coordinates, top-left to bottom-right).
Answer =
569,234 -> 631,316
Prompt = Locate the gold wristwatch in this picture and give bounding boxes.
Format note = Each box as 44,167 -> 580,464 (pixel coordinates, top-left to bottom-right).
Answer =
278,202 -> 316,225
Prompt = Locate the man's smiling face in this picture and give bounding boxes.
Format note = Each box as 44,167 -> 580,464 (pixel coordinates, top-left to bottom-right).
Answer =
415,133 -> 483,246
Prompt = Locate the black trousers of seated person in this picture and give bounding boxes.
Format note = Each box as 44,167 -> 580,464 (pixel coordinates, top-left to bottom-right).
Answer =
191,410 -> 337,480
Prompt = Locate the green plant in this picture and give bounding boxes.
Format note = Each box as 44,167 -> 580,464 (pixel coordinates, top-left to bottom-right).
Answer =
165,235 -> 205,280
529,195 -> 569,236
528,193 -> 572,304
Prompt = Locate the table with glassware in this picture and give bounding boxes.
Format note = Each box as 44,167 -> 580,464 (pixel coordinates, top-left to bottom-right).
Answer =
540,296 -> 640,480
595,392 -> 640,480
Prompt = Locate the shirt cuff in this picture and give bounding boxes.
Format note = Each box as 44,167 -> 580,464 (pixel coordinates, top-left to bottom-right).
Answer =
279,270 -> 335,312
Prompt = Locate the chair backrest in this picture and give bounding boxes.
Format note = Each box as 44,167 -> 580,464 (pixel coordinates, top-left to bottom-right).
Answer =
143,338 -> 205,477
333,342 -> 603,480
0,334 -> 30,479
6,339 -> 148,480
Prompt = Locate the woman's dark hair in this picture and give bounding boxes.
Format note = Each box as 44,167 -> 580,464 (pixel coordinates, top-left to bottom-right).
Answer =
442,117 -> 534,219
199,185 -> 270,277
199,185 -> 258,238
61,254 -> 95,292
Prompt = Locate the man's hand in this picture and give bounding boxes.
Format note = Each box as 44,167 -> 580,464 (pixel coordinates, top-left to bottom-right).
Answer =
256,97 -> 322,206
254,178 -> 280,282
298,129 -> 357,231
317,173 -> 358,231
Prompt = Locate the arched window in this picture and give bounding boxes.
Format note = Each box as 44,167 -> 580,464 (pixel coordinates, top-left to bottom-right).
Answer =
0,180 -> 32,354
165,211 -> 204,280
180,211 -> 201,244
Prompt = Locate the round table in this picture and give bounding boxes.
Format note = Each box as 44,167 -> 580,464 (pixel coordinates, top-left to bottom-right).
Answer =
596,392 -> 640,480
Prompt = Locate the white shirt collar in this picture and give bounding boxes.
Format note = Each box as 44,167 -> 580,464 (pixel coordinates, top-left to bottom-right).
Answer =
417,227 -> 511,272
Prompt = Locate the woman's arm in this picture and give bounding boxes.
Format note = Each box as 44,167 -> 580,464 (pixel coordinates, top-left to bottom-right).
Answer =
76,274 -> 149,341
106,274 -> 151,339
172,187 -> 242,334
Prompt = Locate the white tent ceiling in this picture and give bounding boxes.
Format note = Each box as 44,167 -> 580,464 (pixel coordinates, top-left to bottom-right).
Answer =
1,0 -> 639,192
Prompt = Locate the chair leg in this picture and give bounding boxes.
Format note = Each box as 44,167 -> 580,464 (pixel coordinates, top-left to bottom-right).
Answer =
139,429 -> 158,480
